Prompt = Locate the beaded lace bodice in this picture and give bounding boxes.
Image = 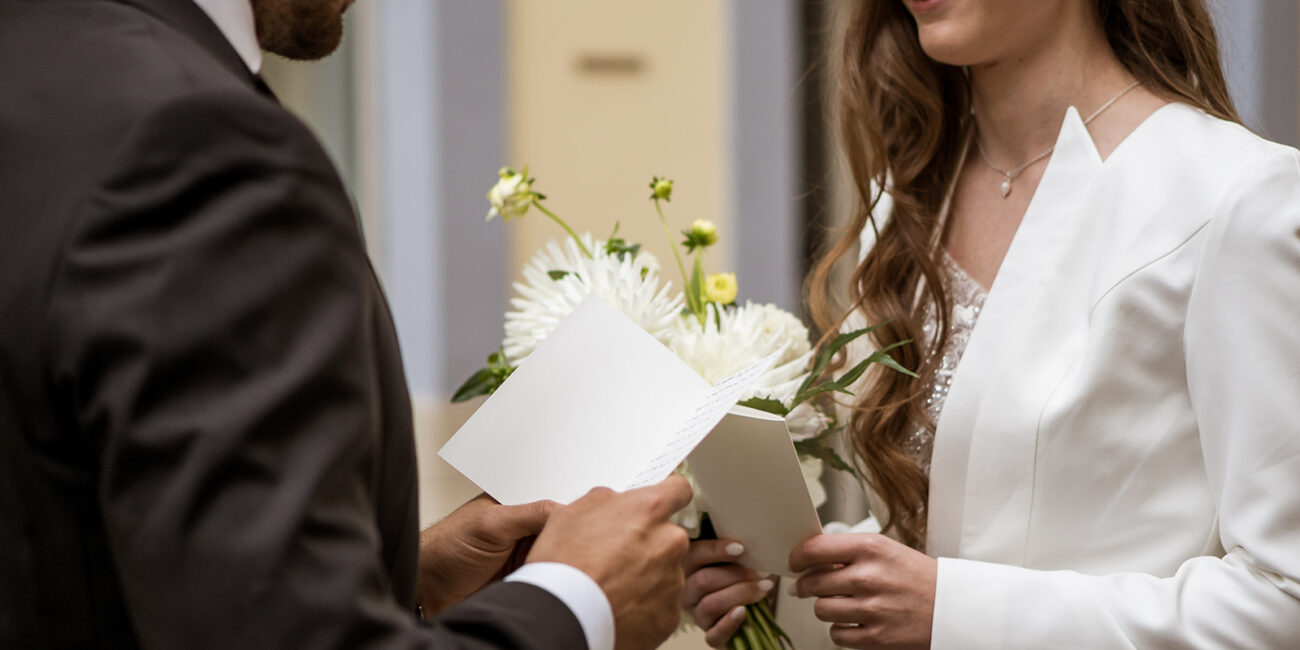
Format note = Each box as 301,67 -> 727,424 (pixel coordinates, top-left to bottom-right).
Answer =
906,251 -> 988,476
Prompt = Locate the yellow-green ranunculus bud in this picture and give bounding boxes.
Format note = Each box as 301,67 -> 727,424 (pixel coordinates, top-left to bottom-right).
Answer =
682,218 -> 719,252
649,176 -> 674,201
704,272 -> 738,305
487,166 -> 535,221
689,219 -> 717,245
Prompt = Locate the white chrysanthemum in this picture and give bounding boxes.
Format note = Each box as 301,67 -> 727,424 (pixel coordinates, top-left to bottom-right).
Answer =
667,301 -> 813,405
503,234 -> 683,364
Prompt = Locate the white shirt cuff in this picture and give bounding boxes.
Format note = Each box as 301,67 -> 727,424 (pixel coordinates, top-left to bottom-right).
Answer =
504,562 -> 614,650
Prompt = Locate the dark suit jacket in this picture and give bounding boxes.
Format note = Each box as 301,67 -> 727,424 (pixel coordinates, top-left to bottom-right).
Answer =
0,1 -> 586,648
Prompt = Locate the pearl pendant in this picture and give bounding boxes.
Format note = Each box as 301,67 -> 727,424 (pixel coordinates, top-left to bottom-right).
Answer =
999,179 -> 1012,198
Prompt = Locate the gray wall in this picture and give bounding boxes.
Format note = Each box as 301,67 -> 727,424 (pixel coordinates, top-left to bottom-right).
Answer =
1209,0 -> 1300,146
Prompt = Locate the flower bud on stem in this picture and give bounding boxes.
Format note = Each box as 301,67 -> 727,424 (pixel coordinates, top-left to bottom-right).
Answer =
533,199 -> 593,259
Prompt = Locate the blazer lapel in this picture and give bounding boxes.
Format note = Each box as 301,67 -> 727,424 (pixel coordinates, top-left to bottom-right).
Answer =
927,108 -> 1103,560
110,0 -> 263,92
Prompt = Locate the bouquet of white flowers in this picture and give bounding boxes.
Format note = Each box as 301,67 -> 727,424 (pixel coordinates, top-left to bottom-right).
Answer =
453,167 -> 913,650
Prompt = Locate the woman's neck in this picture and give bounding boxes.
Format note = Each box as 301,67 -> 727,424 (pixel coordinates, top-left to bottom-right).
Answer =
968,6 -> 1134,165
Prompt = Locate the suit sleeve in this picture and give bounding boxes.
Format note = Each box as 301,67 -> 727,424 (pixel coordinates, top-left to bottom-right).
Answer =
928,151 -> 1300,648
47,91 -> 587,650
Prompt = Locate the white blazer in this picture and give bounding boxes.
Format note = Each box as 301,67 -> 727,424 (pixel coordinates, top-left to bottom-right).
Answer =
784,103 -> 1300,649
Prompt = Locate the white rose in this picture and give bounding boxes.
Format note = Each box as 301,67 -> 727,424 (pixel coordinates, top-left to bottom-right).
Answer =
800,456 -> 827,508
785,402 -> 831,441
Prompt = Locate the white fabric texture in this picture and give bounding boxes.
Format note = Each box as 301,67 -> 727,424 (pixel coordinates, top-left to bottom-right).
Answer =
926,104 -> 1300,648
506,562 -> 615,650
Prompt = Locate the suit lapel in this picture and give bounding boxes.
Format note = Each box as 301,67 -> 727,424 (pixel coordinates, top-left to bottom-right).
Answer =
927,108 -> 1103,560
110,0 -> 263,93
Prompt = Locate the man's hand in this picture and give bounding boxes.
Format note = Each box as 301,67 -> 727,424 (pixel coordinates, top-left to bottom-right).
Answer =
526,476 -> 694,650
417,494 -> 557,615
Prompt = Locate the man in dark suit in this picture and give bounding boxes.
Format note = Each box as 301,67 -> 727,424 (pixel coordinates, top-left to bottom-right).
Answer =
0,0 -> 694,648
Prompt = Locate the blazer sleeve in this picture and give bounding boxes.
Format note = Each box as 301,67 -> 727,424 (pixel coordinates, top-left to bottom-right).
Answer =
928,150 -> 1300,648
46,91 -> 587,650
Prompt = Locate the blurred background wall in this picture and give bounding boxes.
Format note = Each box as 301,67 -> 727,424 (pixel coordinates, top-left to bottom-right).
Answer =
261,1 -> 1299,645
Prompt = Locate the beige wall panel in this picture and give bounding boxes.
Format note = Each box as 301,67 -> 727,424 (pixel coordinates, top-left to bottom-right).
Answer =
506,0 -> 732,285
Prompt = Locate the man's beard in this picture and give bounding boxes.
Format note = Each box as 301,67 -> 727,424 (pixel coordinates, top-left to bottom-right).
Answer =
251,0 -> 346,61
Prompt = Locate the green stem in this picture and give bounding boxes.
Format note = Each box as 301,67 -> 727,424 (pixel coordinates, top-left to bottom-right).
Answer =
533,199 -> 592,258
654,198 -> 691,293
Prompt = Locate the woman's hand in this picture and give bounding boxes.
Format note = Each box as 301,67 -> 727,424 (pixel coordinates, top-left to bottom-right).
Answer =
682,539 -> 776,647
789,533 -> 936,649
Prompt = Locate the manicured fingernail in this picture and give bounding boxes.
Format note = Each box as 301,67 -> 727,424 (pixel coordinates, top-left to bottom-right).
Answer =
756,579 -> 774,592
755,571 -> 772,579
786,581 -> 799,597
730,606 -> 746,621
724,542 -> 745,557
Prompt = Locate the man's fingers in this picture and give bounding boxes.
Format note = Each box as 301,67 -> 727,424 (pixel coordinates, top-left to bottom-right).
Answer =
497,500 -> 558,539
789,533 -> 872,573
704,605 -> 748,648
633,474 -> 694,520
682,538 -> 749,574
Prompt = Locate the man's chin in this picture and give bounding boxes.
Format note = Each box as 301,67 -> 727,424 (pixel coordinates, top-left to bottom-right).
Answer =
253,0 -> 347,61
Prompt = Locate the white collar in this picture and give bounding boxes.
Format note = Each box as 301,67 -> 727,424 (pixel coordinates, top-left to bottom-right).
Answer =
191,0 -> 263,74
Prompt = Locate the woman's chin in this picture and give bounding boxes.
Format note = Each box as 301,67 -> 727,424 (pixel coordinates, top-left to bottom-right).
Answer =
917,40 -> 986,67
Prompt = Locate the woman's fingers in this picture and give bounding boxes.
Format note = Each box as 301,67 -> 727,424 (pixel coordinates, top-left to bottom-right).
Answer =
692,577 -> 775,629
682,563 -> 762,609
827,622 -> 877,649
704,605 -> 748,648
794,565 -> 857,598
683,538 -> 748,574
812,595 -> 871,624
789,533 -> 879,573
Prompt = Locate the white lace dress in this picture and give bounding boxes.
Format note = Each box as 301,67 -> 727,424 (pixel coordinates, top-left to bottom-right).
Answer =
908,250 -> 988,476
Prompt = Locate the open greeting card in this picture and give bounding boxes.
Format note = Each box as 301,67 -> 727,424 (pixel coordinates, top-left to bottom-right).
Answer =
439,294 -> 822,576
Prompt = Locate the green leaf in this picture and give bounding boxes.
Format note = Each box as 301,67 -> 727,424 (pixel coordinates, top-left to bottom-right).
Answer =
603,239 -> 640,261
871,350 -> 918,377
794,439 -> 856,475
546,270 -> 571,281
834,339 -> 910,387
453,347 -> 519,403
792,381 -> 850,407
865,339 -> 918,378
792,339 -> 916,406
451,368 -> 497,403
687,254 -> 706,325
798,325 -> 884,397
737,396 -> 789,417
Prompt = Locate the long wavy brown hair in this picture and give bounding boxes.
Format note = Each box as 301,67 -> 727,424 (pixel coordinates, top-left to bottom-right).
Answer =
805,0 -> 1239,549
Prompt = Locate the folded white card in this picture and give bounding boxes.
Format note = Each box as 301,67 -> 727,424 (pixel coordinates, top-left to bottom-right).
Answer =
439,294 -> 820,573
688,406 -> 823,577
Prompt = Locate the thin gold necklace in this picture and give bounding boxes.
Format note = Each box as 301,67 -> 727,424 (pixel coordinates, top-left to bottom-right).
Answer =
974,81 -> 1141,198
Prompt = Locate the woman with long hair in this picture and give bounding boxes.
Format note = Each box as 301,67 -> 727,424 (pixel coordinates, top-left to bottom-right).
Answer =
682,0 -> 1300,647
